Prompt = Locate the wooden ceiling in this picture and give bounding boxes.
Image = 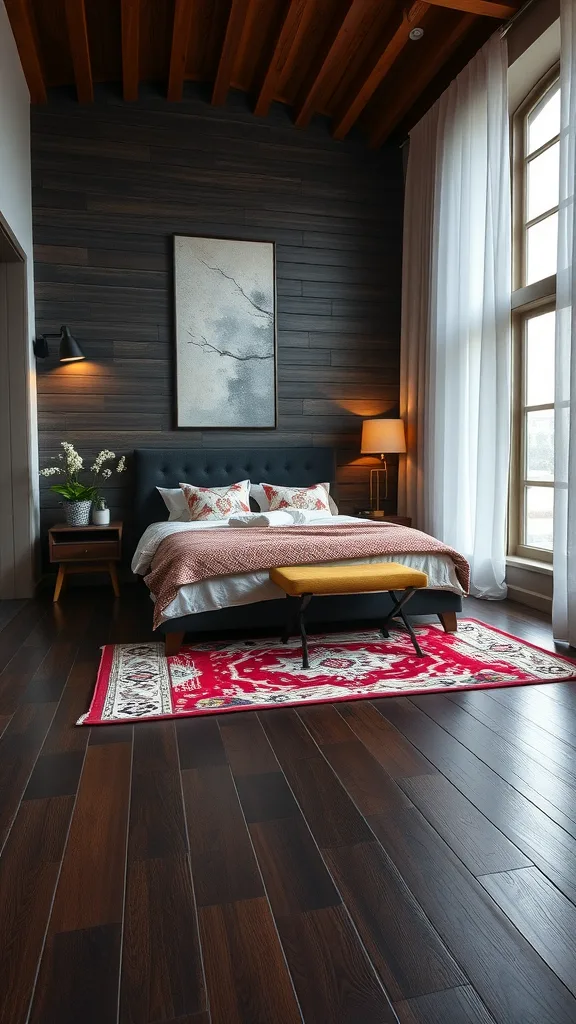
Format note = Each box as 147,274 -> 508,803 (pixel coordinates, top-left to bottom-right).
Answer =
6,0 -> 519,145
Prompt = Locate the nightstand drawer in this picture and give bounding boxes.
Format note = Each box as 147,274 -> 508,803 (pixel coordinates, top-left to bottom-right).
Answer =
50,539 -> 120,562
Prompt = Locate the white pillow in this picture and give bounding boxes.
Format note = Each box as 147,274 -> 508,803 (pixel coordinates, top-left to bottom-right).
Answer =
157,486 -> 190,522
249,483 -> 268,510
251,481 -> 338,515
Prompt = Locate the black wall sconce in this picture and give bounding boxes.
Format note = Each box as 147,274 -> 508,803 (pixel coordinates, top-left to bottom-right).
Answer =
34,325 -> 85,363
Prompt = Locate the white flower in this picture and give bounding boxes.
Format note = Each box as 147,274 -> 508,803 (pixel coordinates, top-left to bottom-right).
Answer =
60,441 -> 83,474
116,456 -> 126,474
40,466 -> 61,477
101,468 -> 112,479
91,449 -> 116,473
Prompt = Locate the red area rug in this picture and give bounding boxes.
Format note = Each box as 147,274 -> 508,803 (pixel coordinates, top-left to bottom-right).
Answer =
79,619 -> 576,725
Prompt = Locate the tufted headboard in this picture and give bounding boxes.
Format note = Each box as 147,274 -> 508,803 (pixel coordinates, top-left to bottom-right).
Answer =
133,447 -> 336,537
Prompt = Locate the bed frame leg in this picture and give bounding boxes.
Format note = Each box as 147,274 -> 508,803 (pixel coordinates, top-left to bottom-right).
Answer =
165,631 -> 185,656
438,612 -> 458,633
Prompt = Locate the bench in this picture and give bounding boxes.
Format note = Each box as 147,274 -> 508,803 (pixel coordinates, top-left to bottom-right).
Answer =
269,562 -> 428,669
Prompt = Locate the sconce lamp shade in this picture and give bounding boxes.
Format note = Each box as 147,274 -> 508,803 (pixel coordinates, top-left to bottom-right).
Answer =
361,418 -> 406,455
58,326 -> 85,362
33,325 -> 85,362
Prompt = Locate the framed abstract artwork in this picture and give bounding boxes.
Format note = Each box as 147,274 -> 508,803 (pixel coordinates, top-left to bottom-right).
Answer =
173,235 -> 277,428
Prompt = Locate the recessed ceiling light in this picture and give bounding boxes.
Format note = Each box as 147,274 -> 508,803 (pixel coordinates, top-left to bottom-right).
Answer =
409,27 -> 424,40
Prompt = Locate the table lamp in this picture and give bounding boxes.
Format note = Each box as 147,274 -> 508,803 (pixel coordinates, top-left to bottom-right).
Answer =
361,418 -> 406,515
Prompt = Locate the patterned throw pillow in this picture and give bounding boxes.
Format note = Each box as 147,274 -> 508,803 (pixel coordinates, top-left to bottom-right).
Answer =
262,482 -> 331,513
179,480 -> 251,522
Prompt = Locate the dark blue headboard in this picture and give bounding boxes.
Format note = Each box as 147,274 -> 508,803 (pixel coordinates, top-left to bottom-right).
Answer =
133,447 -> 336,535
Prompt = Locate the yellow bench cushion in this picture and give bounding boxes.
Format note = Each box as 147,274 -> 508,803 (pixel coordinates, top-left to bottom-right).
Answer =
269,562 -> 428,597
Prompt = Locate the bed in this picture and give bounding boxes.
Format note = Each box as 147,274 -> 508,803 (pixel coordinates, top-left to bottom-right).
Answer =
132,447 -> 464,652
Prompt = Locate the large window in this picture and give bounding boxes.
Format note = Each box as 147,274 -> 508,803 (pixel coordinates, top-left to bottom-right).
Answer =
510,70 -> 559,562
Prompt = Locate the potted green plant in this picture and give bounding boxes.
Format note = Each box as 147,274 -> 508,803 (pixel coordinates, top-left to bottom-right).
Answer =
40,443 -> 126,526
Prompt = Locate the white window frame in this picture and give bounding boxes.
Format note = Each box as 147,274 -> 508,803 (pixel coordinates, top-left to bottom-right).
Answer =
509,65 -> 559,564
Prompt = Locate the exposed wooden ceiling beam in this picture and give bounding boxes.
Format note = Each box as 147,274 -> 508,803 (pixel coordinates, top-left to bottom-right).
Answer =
4,0 -> 47,103
212,0 -> 252,106
254,0 -> 309,118
167,0 -> 194,101
121,0 -> 140,101
64,0 -> 93,103
426,0 -> 516,16
294,0 -> 367,129
370,12 -> 477,147
332,1 -> 429,140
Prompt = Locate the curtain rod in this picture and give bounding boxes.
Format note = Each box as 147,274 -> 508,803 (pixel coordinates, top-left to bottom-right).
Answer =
500,0 -> 541,38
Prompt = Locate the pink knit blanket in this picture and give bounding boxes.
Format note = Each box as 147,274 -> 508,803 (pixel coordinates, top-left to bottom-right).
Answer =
145,523 -> 470,628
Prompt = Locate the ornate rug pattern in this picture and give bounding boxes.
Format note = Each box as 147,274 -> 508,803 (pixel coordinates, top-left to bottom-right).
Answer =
79,619 -> 576,725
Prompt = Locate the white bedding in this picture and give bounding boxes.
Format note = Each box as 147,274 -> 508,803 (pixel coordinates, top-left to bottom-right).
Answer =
132,514 -> 465,625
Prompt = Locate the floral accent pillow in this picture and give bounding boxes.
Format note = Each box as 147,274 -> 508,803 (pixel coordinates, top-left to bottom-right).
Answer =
262,482 -> 331,513
179,480 -> 251,522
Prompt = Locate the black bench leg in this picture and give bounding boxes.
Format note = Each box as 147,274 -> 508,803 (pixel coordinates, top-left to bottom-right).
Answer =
280,598 -> 311,667
381,589 -> 425,658
298,594 -> 313,668
282,594 -> 313,668
282,594 -> 312,644
398,606 -> 425,657
282,603 -> 298,645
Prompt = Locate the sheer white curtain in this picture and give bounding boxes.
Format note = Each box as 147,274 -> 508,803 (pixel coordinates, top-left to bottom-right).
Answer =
398,109 -> 439,529
554,0 -> 576,643
398,33 -> 511,599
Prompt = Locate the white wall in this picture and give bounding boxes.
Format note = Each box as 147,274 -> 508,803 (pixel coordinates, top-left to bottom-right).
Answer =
0,0 -> 39,596
0,1 -> 33,260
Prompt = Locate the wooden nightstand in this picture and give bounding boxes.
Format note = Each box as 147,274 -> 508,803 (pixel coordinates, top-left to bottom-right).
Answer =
49,522 -> 123,601
356,512 -> 412,526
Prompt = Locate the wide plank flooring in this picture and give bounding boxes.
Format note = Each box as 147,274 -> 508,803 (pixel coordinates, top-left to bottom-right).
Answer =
0,586 -> 575,1024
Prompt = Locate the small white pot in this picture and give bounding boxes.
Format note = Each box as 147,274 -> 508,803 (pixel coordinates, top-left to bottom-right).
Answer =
92,507 -> 110,525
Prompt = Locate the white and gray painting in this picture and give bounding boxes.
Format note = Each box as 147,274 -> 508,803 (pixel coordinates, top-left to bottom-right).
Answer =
174,236 -> 276,427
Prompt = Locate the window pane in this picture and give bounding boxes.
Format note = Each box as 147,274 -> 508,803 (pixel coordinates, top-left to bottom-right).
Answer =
526,212 -> 558,284
527,142 -> 559,221
526,409 -> 554,481
528,84 -> 560,155
526,311 -> 555,405
525,486 -> 553,549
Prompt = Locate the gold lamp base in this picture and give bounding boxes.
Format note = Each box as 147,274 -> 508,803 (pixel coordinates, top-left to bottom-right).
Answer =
369,459 -> 388,513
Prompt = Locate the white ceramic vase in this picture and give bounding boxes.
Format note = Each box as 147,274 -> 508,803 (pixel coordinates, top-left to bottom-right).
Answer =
92,507 -> 110,526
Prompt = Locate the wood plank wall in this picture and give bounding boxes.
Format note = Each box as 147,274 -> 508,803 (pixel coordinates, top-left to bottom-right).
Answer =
31,85 -> 403,552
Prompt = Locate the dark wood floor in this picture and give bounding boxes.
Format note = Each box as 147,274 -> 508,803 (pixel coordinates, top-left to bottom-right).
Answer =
1,587 -> 576,1024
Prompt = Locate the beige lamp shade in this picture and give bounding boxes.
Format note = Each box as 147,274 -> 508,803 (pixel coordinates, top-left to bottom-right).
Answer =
361,418 -> 406,455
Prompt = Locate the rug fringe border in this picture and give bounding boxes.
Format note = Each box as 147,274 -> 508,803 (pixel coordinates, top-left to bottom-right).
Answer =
78,618 -> 576,727
79,671 -> 576,726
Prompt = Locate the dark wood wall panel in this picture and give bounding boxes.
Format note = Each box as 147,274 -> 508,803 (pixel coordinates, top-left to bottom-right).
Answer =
32,86 -> 403,548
